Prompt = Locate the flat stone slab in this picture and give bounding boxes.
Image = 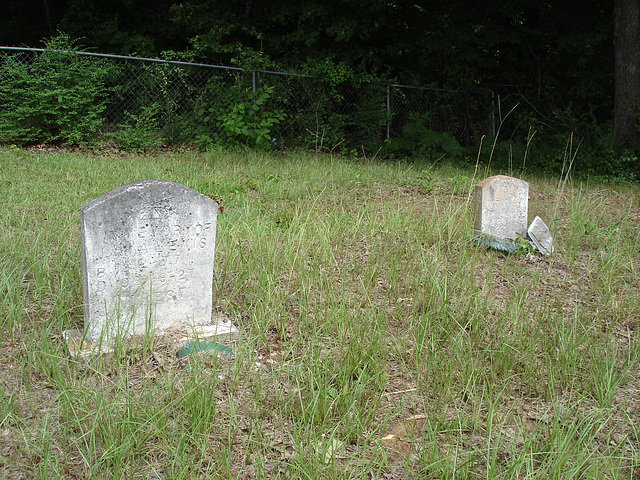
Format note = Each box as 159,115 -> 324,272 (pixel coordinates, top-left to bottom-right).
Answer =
528,215 -> 554,256
63,313 -> 238,358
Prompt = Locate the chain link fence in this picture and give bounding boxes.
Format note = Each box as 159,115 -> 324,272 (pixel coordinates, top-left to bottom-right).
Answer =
0,47 -> 494,151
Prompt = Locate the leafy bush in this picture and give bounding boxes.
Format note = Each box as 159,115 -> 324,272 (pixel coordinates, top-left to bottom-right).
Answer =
218,86 -> 286,147
388,115 -> 466,159
577,145 -> 639,183
0,33 -> 113,145
110,103 -> 163,151
301,59 -> 387,153
478,128 -> 639,182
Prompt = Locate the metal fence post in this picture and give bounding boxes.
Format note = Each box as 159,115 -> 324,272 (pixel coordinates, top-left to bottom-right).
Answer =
386,85 -> 391,140
491,91 -> 497,137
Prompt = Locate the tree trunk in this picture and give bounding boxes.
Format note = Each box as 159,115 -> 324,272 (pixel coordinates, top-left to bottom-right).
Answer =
43,0 -> 54,35
614,0 -> 640,144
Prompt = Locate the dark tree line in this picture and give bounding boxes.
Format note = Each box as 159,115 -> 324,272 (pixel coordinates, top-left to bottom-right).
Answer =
2,0 -> 640,149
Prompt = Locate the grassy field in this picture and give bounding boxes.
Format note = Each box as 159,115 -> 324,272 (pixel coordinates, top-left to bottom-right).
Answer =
0,146 -> 639,479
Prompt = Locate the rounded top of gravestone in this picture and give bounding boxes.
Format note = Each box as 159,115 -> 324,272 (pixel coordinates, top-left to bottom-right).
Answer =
82,179 -> 217,212
475,175 -> 529,188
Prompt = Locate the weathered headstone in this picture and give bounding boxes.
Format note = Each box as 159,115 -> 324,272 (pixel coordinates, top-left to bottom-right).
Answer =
528,216 -> 554,256
474,175 -> 529,240
80,180 -> 220,344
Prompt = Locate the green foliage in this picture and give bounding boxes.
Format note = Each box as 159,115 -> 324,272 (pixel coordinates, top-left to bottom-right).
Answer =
388,116 -> 466,160
307,59 -> 372,94
514,233 -> 535,255
218,86 -> 286,147
414,167 -> 435,194
300,59 -> 387,153
110,103 -> 163,151
0,33 -> 112,145
446,173 -> 473,194
192,77 -> 233,150
479,128 -> 639,182
577,145 -> 639,183
0,0 -> 621,167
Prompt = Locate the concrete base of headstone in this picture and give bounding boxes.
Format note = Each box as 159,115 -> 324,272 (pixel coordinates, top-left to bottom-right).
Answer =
63,313 -> 238,358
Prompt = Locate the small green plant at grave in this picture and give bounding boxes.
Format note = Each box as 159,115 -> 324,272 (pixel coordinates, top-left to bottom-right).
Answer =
415,167 -> 435,194
447,173 -> 473,194
514,233 -> 534,255
218,86 -> 287,148
194,132 -> 217,151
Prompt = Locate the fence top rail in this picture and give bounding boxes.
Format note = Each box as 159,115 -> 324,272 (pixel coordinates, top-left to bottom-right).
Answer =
387,83 -> 491,96
0,46 -> 491,95
0,46 -> 315,79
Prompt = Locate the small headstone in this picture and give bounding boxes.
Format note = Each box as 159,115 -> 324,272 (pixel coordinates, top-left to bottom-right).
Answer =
474,175 -> 529,240
528,216 -> 553,256
78,180 -> 227,346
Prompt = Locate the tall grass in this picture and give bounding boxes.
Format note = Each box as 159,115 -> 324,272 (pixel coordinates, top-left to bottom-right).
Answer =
0,146 -> 639,478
